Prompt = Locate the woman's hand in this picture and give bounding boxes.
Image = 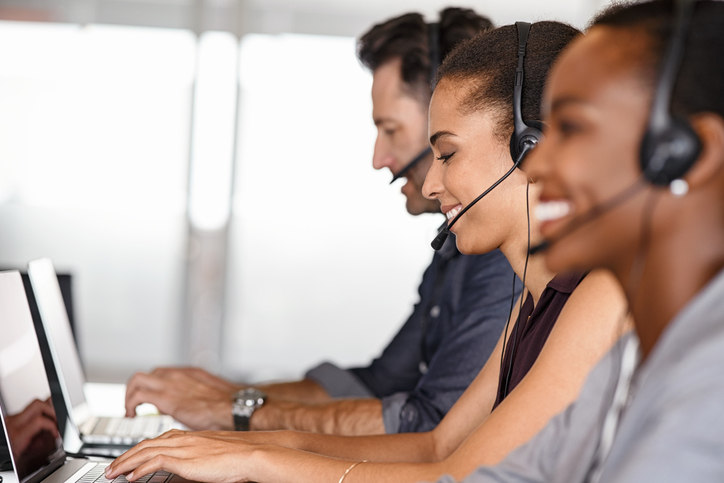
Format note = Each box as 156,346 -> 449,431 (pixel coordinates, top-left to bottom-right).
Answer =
105,430 -> 258,483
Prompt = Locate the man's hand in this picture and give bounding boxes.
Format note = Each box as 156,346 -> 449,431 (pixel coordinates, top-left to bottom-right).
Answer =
125,368 -> 240,430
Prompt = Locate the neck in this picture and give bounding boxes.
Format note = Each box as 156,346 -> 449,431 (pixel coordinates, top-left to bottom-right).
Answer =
501,182 -> 556,304
499,231 -> 555,306
616,207 -> 724,360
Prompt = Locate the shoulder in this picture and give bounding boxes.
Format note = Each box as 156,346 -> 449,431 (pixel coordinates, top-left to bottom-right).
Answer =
540,270 -> 630,363
563,269 -> 627,318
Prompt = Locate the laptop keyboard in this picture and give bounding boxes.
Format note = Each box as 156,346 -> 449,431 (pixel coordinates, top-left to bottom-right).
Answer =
82,415 -> 176,445
73,463 -> 173,483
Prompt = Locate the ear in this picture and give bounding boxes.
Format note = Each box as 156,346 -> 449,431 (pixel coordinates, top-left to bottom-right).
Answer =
683,113 -> 724,190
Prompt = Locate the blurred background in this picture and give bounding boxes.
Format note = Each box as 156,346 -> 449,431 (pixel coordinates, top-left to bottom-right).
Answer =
0,0 -> 613,383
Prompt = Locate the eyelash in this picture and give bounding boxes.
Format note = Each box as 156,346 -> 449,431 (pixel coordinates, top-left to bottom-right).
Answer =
437,152 -> 454,163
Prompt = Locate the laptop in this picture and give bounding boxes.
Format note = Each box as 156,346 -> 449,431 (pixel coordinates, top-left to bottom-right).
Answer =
26,259 -> 179,454
0,270 -> 191,483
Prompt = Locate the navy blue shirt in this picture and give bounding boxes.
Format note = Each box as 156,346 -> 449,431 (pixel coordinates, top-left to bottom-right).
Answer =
306,234 -> 519,433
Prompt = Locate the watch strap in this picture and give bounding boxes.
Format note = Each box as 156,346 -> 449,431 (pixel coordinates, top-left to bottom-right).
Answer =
233,413 -> 250,431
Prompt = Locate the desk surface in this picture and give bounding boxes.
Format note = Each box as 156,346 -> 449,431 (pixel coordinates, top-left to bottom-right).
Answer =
1,470 -> 17,483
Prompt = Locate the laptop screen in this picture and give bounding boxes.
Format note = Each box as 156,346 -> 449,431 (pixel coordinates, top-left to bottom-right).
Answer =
27,259 -> 89,420
0,271 -> 65,483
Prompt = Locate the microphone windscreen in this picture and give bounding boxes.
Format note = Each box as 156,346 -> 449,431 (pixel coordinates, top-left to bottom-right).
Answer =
431,230 -> 449,250
528,239 -> 550,256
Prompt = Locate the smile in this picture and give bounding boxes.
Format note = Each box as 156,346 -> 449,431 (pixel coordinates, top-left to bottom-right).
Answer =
535,200 -> 572,222
445,205 -> 462,221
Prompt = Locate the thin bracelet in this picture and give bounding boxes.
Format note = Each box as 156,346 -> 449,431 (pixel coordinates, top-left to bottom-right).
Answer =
338,460 -> 368,483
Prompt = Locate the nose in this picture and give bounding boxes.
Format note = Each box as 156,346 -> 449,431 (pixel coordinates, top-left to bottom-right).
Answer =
422,155 -> 443,200
372,134 -> 394,171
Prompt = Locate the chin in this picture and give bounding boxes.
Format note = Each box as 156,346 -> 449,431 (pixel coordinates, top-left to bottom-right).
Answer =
544,244 -> 593,274
453,235 -> 480,255
405,199 -> 439,216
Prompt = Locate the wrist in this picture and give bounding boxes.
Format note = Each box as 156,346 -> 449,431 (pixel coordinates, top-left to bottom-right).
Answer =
213,399 -> 235,430
232,388 -> 267,431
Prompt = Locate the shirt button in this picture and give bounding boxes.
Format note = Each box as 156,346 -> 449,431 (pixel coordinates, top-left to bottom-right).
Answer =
429,305 -> 440,318
419,361 -> 428,374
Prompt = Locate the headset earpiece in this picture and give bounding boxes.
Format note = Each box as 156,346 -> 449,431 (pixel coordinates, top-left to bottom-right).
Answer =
510,120 -> 544,163
510,22 -> 543,163
640,115 -> 701,185
639,0 -> 701,186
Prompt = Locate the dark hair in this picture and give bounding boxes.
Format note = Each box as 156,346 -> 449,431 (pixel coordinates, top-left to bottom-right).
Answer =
591,0 -> 724,120
357,7 -> 493,103
436,22 -> 580,143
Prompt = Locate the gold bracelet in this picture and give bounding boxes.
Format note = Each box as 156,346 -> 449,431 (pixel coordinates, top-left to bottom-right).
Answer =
338,460 -> 368,483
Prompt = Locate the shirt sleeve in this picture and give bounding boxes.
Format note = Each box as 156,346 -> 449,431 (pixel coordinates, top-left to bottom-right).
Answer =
304,362 -> 373,398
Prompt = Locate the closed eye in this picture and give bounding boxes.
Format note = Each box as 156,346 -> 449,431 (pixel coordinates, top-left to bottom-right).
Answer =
437,152 -> 455,163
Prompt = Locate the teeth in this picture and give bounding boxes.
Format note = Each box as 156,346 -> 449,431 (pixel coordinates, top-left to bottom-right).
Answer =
446,206 -> 462,221
535,201 -> 572,222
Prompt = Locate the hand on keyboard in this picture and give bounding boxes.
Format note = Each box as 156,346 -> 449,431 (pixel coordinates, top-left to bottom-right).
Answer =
124,368 -> 238,431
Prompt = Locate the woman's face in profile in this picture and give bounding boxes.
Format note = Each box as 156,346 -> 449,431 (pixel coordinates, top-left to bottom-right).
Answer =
526,26 -> 655,274
423,77 -> 531,255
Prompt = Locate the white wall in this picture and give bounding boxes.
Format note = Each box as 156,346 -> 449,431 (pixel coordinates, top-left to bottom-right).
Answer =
0,0 -> 615,382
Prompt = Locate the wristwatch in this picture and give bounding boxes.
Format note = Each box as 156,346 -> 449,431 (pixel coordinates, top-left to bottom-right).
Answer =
232,388 -> 267,431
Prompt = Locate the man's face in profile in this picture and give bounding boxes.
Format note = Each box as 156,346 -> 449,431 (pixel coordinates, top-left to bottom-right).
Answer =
371,58 -> 439,215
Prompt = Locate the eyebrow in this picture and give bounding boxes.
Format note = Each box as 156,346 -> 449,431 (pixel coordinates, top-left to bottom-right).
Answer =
429,130 -> 456,146
373,116 -> 396,127
547,96 -> 588,116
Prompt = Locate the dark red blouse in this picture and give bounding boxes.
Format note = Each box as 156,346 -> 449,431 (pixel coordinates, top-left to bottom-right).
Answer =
492,271 -> 587,409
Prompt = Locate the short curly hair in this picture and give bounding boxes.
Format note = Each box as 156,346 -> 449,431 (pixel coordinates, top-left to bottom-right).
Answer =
357,7 -> 493,104
436,22 -> 580,143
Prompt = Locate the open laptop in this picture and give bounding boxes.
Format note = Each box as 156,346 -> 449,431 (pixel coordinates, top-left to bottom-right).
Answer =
26,259 -> 179,454
0,270 -> 190,483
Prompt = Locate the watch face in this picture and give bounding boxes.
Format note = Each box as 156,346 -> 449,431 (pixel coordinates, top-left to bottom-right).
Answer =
233,388 -> 266,410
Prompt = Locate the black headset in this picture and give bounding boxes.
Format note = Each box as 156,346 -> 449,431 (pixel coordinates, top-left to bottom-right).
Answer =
428,21 -> 441,89
498,22 -> 540,399
639,0 -> 701,186
510,22 -> 544,163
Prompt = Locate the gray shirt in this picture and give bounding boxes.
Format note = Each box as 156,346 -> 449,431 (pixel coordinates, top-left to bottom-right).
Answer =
440,268 -> 724,482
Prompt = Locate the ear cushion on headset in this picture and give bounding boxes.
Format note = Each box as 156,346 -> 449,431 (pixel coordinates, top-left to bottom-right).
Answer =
510,119 -> 544,162
639,116 -> 701,186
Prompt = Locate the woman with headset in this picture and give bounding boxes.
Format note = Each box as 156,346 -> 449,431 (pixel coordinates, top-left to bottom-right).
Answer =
105,21 -> 628,482
441,0 -> 724,481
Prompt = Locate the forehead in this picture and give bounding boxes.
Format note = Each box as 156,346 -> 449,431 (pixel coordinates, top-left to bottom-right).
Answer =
545,27 -> 651,114
429,78 -> 503,141
429,77 -> 477,117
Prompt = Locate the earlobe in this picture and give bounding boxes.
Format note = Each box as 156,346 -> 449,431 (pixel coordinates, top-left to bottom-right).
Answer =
682,113 -> 724,190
